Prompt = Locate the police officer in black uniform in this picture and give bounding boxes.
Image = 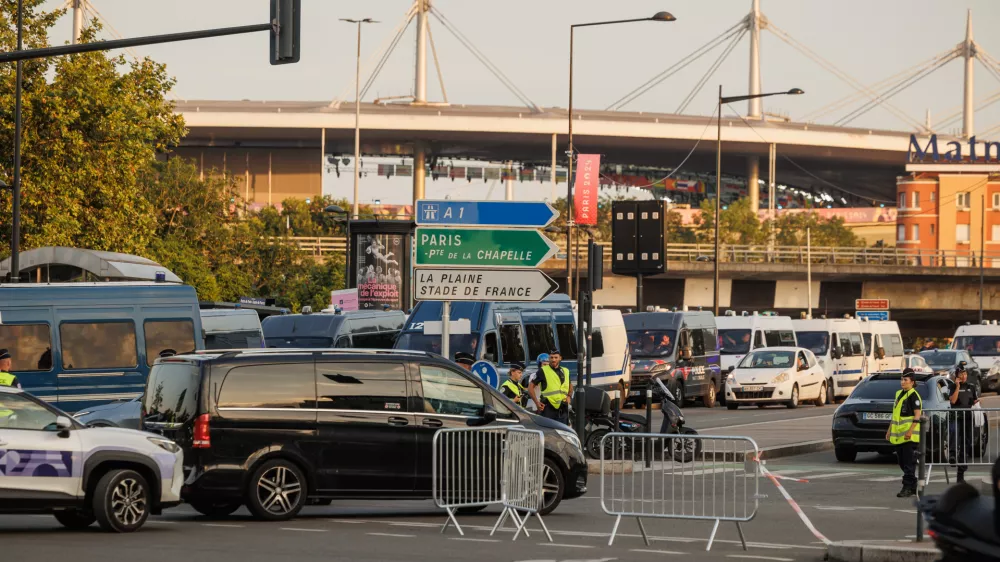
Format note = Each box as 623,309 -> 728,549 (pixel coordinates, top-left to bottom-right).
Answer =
949,364 -> 980,482
500,362 -> 526,406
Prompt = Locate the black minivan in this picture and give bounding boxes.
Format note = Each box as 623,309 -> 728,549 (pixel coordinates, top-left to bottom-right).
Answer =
141,349 -> 587,520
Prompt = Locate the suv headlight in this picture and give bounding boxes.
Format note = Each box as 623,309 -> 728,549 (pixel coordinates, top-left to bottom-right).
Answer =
555,429 -> 582,451
147,436 -> 181,454
771,372 -> 790,384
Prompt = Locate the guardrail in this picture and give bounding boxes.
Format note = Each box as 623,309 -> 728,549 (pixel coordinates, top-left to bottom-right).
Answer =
600,432 -> 760,552
920,406 -> 999,483
490,427 -> 552,542
433,426 -> 507,535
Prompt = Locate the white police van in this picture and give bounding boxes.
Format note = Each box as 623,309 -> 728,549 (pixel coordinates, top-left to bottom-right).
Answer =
585,308 -> 631,405
792,317 -> 866,401
717,311 -> 797,374
0,387 -> 182,532
952,320 -> 1000,391
859,319 -> 905,373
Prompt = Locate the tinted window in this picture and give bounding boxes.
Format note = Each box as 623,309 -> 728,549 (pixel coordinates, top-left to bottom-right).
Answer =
889,335 -> 905,357
499,324 -> 526,363
419,365 -> 485,417
351,332 -> 397,349
483,332 -> 498,362
765,330 -> 796,347
839,334 -> 853,357
739,350 -> 795,368
753,331 -> 765,348
852,378 -> 929,400
335,336 -> 352,348
953,335 -> 1000,356
0,324 -> 52,371
703,328 -> 718,352
850,333 -> 864,356
205,331 -> 263,350
346,317 -> 379,334
628,330 -> 676,358
557,323 -> 578,358
144,320 -> 196,366
0,393 -> 61,431
60,321 -> 137,370
143,362 -> 201,425
591,329 -> 605,358
262,315 -> 343,348
921,351 -> 957,368
797,331 -> 830,355
690,329 -> 706,356
218,363 -> 316,409
395,332 -> 479,358
719,329 -> 751,354
378,315 -> 404,331
316,362 -> 407,411
525,324 -> 556,360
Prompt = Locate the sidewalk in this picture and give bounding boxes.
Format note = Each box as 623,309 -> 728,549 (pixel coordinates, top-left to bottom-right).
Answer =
828,539 -> 939,562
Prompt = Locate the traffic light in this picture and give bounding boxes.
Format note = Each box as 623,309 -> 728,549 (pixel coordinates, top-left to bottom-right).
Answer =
270,0 -> 300,65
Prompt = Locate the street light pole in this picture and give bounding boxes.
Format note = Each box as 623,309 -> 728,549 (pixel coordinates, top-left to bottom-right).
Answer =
713,87 -> 804,315
10,0 -> 23,283
567,11 -> 675,300
341,18 -> 377,220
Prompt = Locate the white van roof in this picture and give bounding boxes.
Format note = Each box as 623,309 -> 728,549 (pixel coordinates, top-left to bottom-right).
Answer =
792,318 -> 863,332
954,323 -> 1000,337
200,308 -> 262,333
716,314 -> 795,330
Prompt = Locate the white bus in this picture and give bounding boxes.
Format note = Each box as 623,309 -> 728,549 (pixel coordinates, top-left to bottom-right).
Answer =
793,317 -> 866,401
716,311 -> 797,373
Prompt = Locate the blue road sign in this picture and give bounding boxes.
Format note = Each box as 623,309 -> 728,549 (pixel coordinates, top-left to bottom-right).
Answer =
415,200 -> 558,228
471,361 -> 499,389
856,310 -> 889,321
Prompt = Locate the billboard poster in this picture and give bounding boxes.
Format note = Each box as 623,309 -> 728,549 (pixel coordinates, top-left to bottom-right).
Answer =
330,288 -> 359,311
355,233 -> 405,310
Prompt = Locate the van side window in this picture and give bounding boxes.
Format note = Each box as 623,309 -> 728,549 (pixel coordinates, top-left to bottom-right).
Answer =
60,321 -> 138,370
351,331 -> 397,349
753,331 -> 764,349
218,363 -> 316,409
499,324 -> 526,363
839,333 -> 853,357
863,333 -> 874,356
144,320 -> 196,366
766,330 -> 796,346
483,332 -> 498,362
690,329 -> 706,356
525,324 -> 557,360
419,365 -> 485,417
0,324 -> 52,371
849,333 -> 863,356
316,362 -> 407,412
335,336 -> 352,348
591,329 -> 605,358
703,328 -> 717,352
346,318 -> 379,334
889,335 -> 904,357
556,323 -> 578,358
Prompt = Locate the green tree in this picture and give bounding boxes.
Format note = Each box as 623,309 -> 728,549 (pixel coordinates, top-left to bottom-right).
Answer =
695,198 -> 768,245
773,211 -> 864,247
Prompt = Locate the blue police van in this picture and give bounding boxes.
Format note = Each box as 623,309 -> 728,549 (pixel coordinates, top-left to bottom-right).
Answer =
394,294 -> 580,379
0,282 -> 203,411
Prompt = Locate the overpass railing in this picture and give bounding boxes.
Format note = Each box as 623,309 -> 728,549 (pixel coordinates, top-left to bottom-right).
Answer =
289,236 -> 347,259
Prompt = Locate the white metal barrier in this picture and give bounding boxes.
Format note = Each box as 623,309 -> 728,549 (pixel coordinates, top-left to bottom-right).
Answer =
600,432 -> 761,551
920,406 -> 998,484
432,426 -> 508,535
490,428 -> 553,542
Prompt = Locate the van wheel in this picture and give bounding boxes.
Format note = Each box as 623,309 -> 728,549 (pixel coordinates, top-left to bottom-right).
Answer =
190,499 -> 242,518
827,380 -> 835,404
93,469 -> 150,533
727,402 -> 739,411
247,460 -> 307,521
673,382 -> 686,408
786,385 -> 799,409
54,509 -> 96,530
835,446 -> 857,462
814,382 -> 828,407
702,383 -> 717,408
539,458 -> 565,516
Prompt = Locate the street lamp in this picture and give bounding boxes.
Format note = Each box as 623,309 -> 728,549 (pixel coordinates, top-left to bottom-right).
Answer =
340,18 -> 378,220
713,87 -> 803,315
567,11 -> 676,301
324,204 -> 351,287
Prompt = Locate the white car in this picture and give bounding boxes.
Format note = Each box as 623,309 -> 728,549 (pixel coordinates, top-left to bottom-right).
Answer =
724,347 -> 827,409
903,354 -> 933,375
0,387 -> 182,532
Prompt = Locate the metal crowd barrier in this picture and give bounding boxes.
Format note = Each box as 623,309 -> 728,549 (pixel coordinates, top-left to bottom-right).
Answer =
600,432 -> 761,551
432,426 -> 508,535
490,428 -> 553,542
919,406 -> 999,484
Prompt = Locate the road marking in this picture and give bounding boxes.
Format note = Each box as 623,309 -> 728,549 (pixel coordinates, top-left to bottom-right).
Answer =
280,527 -> 327,533
449,538 -> 501,543
866,476 -> 905,482
798,471 -> 861,480
366,532 -> 416,538
146,520 -> 178,524
727,555 -> 794,562
203,523 -> 244,528
541,543 -> 595,549
325,519 -> 372,524
631,549 -> 686,555
895,509 -> 918,514
389,522 -> 440,528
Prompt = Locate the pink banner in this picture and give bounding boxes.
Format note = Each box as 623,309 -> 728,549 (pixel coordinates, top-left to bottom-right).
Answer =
573,154 -> 601,225
330,288 -> 359,311
670,207 -> 899,226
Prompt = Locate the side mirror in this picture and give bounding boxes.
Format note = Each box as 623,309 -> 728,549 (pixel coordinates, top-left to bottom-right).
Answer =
832,347 -> 842,360
726,366 -> 735,374
468,405 -> 498,427
55,415 -> 73,438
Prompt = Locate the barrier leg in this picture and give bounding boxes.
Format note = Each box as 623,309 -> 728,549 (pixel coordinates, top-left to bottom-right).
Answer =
608,514 -> 622,546
636,517 -> 650,547
924,464 -> 933,486
441,507 -> 464,536
490,508 -> 511,536
535,513 -> 553,543
943,466 -> 950,485
735,522 -> 748,551
706,519 -> 721,551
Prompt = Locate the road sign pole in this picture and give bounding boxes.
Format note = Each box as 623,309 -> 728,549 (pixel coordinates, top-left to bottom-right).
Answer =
441,301 -> 450,360
575,290 -> 587,441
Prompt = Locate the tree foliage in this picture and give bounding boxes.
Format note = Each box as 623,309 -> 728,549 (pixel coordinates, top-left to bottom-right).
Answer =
695,197 -> 863,247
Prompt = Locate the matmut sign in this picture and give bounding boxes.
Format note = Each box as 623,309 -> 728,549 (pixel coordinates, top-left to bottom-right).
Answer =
908,134 -> 1000,163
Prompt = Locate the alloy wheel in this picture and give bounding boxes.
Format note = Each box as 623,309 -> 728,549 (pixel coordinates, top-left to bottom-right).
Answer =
110,478 -> 147,527
257,466 -> 303,515
542,463 -> 559,508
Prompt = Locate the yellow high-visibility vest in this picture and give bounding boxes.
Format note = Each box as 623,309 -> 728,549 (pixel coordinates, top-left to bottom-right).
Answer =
889,388 -> 921,444
540,365 -> 570,409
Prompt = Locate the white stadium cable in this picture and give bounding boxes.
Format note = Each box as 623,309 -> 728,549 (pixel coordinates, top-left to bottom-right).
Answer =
357,6 -> 419,103
606,19 -> 747,112
425,19 -> 448,104
675,28 -> 748,115
333,4 -> 417,105
834,53 -> 958,127
935,89 -> 1000,132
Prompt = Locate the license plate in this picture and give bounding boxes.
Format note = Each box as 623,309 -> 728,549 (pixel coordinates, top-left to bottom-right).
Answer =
630,391 -> 641,397
863,412 -> 892,421
743,385 -> 764,392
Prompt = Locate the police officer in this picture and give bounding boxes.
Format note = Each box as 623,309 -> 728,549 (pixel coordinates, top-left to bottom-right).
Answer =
949,365 -> 980,482
529,349 -> 572,425
454,352 -> 475,372
887,369 -> 922,498
500,362 -> 526,406
0,349 -> 20,389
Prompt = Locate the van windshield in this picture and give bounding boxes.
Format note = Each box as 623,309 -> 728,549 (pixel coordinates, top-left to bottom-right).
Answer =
262,315 -> 344,348
797,331 -> 830,355
627,330 -> 676,358
953,335 -> 1000,356
395,332 -> 479,359
719,329 -> 751,354
206,331 -> 263,350
143,362 -> 201,426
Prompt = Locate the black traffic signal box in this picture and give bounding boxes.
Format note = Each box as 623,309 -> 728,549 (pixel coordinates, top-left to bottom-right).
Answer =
611,200 -> 666,275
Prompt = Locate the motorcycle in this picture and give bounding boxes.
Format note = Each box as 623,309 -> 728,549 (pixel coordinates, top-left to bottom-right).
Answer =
918,459 -> 1000,562
583,386 -> 647,460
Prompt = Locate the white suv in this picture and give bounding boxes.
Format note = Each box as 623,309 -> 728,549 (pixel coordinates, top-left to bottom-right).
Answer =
0,387 -> 183,532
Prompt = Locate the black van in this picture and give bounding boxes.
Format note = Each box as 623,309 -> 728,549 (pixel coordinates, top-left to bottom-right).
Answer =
624,311 -> 722,408
141,349 -> 587,520
262,310 -> 405,349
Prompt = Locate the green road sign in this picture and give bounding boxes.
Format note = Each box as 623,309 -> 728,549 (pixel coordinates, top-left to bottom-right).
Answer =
415,227 -> 558,268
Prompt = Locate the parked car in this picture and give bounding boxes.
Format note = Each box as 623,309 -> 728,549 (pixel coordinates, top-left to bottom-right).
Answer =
0,387 -> 182,532
74,397 -> 142,429
723,347 -> 828,409
919,349 -> 982,389
903,354 -> 933,375
831,371 -> 988,462
141,348 -> 588,520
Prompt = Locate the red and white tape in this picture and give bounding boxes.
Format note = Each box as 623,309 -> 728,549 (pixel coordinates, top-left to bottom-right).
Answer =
755,457 -> 832,546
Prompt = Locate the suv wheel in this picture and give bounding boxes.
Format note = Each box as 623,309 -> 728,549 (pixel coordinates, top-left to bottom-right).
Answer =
538,458 -> 564,516
247,459 -> 306,521
190,499 -> 242,518
54,509 -> 96,530
93,469 -> 150,533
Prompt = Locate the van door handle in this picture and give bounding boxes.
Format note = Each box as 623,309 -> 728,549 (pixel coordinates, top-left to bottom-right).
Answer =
422,418 -> 443,428
387,417 -> 409,427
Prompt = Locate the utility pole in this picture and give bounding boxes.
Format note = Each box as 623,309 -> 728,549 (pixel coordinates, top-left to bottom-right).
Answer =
807,228 -> 813,319
10,0 -> 23,283
341,18 -> 377,220
411,0 -> 429,204
980,194 -> 986,322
